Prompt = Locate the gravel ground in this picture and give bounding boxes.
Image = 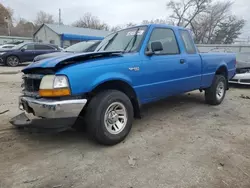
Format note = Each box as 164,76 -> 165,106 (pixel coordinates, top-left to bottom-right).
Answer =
0,68 -> 250,188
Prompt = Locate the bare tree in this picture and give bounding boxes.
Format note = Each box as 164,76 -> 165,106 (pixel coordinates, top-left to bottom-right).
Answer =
11,18 -> 35,37
167,0 -> 245,44
192,1 -> 232,43
0,3 -> 13,35
167,0 -> 211,27
72,13 -> 109,30
34,11 -> 55,26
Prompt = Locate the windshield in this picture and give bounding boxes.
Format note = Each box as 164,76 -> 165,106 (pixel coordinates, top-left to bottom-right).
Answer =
95,26 -> 147,52
65,41 -> 97,52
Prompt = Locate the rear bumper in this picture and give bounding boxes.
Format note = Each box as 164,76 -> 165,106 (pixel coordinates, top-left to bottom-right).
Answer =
229,73 -> 250,85
10,97 -> 87,131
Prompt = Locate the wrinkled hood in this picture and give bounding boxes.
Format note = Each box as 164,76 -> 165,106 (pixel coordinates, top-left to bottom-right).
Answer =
23,51 -> 123,72
34,51 -> 73,62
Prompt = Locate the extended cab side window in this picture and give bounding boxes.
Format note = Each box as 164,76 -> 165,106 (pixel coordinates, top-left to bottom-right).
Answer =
180,30 -> 197,54
147,28 -> 179,55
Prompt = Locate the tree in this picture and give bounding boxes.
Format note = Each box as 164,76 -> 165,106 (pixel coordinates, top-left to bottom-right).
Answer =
72,13 -> 109,30
212,16 -> 245,44
0,3 -> 13,35
166,0 -> 245,44
34,11 -> 55,26
191,1 -> 233,43
11,18 -> 35,37
167,0 -> 211,27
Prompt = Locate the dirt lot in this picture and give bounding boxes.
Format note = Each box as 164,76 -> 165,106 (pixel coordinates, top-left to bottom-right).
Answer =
0,66 -> 250,188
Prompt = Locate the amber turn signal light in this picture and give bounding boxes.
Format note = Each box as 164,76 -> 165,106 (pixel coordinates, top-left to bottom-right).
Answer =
39,88 -> 71,97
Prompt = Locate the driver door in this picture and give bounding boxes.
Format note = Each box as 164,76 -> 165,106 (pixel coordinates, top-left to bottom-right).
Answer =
20,44 -> 35,62
140,28 -> 187,101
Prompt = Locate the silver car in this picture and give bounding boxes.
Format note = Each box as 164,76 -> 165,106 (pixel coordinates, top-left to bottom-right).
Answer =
230,52 -> 250,85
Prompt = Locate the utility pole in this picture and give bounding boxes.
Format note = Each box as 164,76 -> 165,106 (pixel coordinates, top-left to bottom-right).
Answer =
59,9 -> 62,25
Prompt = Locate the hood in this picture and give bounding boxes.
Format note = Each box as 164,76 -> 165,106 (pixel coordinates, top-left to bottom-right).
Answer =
236,60 -> 250,69
236,53 -> 250,69
0,49 -> 14,52
34,51 -> 72,62
23,51 -> 123,72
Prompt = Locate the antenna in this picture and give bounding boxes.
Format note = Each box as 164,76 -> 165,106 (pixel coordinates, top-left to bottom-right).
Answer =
59,9 -> 61,25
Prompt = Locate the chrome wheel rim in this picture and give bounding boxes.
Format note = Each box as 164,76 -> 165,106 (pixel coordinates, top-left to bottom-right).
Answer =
104,102 -> 127,135
7,56 -> 19,66
216,81 -> 225,100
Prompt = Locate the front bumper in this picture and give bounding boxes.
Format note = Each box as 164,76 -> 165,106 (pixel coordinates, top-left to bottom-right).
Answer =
10,96 -> 87,131
0,57 -> 4,64
229,73 -> 250,85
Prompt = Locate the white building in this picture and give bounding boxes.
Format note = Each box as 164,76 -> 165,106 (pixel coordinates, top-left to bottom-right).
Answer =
33,24 -> 110,48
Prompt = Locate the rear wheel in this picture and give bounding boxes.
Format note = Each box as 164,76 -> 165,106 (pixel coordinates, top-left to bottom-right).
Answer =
6,56 -> 20,67
205,75 -> 227,105
85,90 -> 134,145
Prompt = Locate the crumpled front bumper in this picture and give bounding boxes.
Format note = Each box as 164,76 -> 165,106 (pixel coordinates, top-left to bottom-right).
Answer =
10,96 -> 87,132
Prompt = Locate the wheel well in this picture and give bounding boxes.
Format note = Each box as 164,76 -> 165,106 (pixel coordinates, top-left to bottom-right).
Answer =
88,80 -> 141,118
216,66 -> 228,89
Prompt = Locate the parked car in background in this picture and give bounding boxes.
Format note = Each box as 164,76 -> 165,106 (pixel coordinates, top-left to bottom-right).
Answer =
33,40 -> 101,62
229,52 -> 250,85
12,24 -> 236,145
0,43 -> 60,67
0,44 -> 16,49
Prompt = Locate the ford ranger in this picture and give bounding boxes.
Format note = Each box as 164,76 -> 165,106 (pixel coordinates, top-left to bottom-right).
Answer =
10,24 -> 236,145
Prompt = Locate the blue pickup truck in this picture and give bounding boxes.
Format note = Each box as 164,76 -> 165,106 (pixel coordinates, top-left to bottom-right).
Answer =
11,24 -> 236,145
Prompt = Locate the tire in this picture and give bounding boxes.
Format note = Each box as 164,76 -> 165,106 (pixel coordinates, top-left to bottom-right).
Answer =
205,75 -> 227,105
85,90 -> 134,145
6,56 -> 20,67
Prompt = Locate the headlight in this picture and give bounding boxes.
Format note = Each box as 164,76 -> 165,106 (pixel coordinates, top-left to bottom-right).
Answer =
0,52 -> 6,55
39,75 -> 71,97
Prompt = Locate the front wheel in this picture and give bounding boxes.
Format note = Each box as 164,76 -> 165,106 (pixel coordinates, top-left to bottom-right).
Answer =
85,90 -> 134,145
6,56 -> 20,67
205,75 -> 227,105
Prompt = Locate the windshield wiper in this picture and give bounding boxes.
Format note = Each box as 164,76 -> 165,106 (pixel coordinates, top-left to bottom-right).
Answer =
96,33 -> 118,52
123,28 -> 140,53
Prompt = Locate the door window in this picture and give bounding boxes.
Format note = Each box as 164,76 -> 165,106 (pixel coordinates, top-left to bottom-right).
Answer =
147,28 -> 180,55
35,44 -> 54,50
180,30 -> 196,54
22,44 -> 35,50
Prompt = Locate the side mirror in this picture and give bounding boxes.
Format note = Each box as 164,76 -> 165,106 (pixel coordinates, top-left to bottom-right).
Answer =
146,41 -> 163,56
151,41 -> 163,52
21,48 -> 25,52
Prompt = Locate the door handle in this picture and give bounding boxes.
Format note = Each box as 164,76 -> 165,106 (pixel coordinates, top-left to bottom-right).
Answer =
180,59 -> 185,64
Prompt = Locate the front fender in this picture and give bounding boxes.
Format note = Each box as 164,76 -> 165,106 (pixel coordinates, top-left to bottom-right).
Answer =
90,72 -> 133,91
